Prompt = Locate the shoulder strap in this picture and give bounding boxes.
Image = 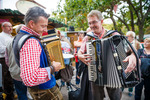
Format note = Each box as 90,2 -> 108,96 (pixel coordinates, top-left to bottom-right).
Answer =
86,32 -> 98,39
103,30 -> 119,38
87,30 -> 120,40
12,32 -> 40,67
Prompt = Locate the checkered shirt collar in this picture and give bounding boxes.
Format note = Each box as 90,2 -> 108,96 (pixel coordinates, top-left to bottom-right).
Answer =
20,26 -> 41,37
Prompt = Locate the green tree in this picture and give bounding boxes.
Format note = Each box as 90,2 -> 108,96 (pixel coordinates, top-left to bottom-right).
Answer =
53,0 -> 150,41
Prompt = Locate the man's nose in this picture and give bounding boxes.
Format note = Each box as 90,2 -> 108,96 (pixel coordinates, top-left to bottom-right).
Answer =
10,27 -> 13,30
43,27 -> 47,33
89,23 -> 95,27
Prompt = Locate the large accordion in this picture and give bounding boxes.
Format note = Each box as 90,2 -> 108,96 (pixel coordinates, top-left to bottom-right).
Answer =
86,35 -> 141,88
41,34 -> 65,69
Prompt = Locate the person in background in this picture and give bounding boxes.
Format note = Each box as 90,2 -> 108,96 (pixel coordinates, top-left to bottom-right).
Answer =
5,24 -> 33,100
0,22 -> 15,100
13,7 -> 63,100
126,31 -> 141,50
57,30 -> 73,52
74,31 -> 84,85
135,37 -> 150,100
56,30 -> 73,87
78,10 -> 137,100
15,24 -> 24,33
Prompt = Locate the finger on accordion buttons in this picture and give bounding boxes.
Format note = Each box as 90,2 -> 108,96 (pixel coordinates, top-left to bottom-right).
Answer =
86,59 -> 91,63
84,54 -> 91,57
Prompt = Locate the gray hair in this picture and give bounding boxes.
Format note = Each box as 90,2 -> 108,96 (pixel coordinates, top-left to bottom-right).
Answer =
24,6 -> 50,25
126,31 -> 136,38
1,22 -> 11,27
87,10 -> 103,21
15,24 -> 24,33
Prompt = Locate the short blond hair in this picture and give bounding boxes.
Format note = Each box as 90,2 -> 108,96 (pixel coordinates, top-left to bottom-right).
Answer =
126,31 -> 136,38
87,10 -> 103,21
15,24 -> 24,33
144,37 -> 150,42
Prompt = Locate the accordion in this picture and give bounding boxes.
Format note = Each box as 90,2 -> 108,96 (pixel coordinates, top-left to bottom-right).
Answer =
86,35 -> 141,88
41,34 -> 65,69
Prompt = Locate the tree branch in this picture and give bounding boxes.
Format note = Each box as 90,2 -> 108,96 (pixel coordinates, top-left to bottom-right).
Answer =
129,4 -> 135,31
126,0 -> 141,23
141,0 -> 149,8
140,0 -> 143,18
142,5 -> 150,23
113,14 -> 130,30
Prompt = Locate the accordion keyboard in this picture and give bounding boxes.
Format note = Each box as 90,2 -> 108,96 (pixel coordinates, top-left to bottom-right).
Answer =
86,41 -> 97,82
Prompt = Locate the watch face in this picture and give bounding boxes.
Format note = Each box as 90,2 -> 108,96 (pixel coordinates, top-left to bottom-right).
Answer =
16,0 -> 45,15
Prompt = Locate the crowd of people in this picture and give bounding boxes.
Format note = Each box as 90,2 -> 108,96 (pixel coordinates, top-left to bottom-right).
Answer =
0,6 -> 149,100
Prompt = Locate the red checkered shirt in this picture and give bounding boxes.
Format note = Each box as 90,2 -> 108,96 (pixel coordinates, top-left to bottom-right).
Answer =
20,26 -> 50,86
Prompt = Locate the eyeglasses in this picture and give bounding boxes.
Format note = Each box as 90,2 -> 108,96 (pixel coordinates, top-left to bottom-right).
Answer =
3,26 -> 12,28
88,20 -> 99,25
125,35 -> 131,38
144,41 -> 150,44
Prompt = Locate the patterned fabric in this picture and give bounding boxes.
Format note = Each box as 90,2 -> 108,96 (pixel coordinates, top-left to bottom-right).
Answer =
19,26 -> 50,87
20,26 -> 40,37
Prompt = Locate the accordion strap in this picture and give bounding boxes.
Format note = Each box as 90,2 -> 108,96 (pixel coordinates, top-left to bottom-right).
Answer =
103,30 -> 119,38
87,32 -> 99,39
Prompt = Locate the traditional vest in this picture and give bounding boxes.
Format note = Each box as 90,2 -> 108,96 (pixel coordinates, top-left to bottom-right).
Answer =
13,31 -> 56,90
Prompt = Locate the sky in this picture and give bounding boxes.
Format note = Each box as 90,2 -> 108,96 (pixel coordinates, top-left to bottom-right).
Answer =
1,0 -> 63,14
1,0 -> 113,24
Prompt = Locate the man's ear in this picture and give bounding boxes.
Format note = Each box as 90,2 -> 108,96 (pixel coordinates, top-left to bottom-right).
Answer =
28,20 -> 34,28
101,20 -> 103,24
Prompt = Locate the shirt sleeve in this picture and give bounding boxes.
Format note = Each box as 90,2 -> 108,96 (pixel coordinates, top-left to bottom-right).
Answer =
79,36 -> 89,54
5,47 -> 9,66
0,41 -> 6,54
20,38 -> 50,86
74,41 -> 82,47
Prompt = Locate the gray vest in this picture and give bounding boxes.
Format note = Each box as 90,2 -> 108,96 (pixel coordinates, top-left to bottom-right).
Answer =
6,40 -> 21,81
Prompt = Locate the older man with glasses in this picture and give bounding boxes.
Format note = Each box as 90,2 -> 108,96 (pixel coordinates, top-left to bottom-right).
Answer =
0,22 -> 14,100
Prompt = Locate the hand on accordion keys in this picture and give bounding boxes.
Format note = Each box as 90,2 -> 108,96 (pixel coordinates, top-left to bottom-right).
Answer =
51,61 -> 62,73
77,54 -> 91,65
123,53 -> 136,73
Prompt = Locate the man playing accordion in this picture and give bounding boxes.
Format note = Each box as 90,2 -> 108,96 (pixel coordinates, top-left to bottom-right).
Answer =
78,10 -> 137,100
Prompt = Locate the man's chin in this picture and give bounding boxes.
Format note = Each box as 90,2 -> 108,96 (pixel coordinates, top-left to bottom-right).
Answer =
92,30 -> 98,34
39,33 -> 43,36
91,29 -> 97,32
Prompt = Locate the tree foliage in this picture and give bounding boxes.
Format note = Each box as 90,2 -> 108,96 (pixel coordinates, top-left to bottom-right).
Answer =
53,0 -> 150,41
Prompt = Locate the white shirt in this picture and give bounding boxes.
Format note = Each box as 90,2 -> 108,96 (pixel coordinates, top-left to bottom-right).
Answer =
61,41 -> 71,49
0,31 -> 13,58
